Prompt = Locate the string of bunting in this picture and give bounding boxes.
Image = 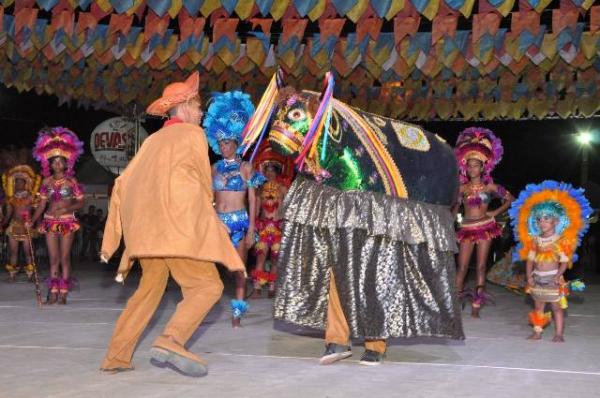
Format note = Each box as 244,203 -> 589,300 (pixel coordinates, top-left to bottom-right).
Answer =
0,1 -> 599,119
0,0 -> 596,21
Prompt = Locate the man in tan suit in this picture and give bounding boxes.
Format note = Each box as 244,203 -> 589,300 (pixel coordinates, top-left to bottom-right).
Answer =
99,72 -> 244,377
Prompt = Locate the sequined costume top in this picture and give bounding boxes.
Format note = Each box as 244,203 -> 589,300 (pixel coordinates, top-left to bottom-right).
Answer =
526,235 -> 570,263
39,177 -> 84,203
212,158 -> 266,192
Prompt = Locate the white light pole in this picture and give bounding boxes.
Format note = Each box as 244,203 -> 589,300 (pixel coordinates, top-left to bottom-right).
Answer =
577,131 -> 592,186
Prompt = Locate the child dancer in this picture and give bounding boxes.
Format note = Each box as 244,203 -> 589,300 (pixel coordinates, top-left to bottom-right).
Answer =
509,181 -> 592,342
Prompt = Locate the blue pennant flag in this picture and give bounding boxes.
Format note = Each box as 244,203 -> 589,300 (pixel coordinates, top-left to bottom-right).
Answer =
146,0 -> 172,17
294,0 -> 319,17
256,0 -> 274,16
110,0 -> 134,14
330,0 -> 357,16
221,0 -> 239,14
372,0 -> 393,18
37,0 -> 61,12
183,0 -> 204,15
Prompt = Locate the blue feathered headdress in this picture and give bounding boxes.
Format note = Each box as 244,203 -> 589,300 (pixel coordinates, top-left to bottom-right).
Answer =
202,91 -> 255,155
508,180 -> 593,263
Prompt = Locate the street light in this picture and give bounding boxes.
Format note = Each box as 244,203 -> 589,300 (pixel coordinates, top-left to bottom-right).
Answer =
577,131 -> 593,145
576,131 -> 593,185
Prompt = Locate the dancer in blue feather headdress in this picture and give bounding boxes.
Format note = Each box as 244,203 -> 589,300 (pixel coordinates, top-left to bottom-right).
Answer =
203,91 -> 266,328
203,91 -> 256,155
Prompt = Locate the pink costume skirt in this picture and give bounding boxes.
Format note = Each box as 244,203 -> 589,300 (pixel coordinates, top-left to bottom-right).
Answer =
39,214 -> 80,235
457,217 -> 502,243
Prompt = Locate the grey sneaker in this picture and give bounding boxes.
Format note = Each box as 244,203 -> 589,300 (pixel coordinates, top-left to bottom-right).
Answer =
319,343 -> 352,365
359,350 -> 385,366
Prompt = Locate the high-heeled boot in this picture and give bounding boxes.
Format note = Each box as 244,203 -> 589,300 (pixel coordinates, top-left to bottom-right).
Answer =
5,264 -> 18,282
267,272 -> 277,298
46,278 -> 60,304
58,278 -> 69,305
231,299 -> 248,328
24,264 -> 34,281
471,285 -> 495,318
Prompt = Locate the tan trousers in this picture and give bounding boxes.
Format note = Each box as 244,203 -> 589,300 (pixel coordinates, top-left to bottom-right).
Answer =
101,258 -> 223,369
325,273 -> 387,354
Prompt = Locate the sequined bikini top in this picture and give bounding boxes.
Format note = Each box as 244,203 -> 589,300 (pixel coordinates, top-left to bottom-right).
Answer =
463,183 -> 508,207
40,178 -> 84,202
212,158 -> 266,192
463,189 -> 491,206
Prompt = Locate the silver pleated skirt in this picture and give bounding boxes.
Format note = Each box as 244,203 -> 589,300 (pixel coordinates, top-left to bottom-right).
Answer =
273,177 -> 465,340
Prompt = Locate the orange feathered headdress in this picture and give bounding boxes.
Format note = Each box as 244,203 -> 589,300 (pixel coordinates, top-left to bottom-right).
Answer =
509,180 -> 592,264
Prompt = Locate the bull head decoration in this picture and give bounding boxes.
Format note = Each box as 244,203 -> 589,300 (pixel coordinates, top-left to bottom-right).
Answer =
241,70 -> 335,180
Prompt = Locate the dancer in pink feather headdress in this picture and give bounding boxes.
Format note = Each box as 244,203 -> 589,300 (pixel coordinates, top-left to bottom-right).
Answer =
30,127 -> 85,305
454,127 -> 514,318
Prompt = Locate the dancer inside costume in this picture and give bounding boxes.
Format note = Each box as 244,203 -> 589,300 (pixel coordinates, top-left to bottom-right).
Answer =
241,72 -> 464,366
1,165 -> 41,281
100,72 -> 244,377
251,145 -> 292,298
203,90 -> 266,327
30,128 -> 84,305
509,181 -> 592,342
454,127 -> 514,317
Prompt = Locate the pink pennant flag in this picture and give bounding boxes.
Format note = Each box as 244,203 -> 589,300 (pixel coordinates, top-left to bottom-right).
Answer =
394,16 -> 420,44
109,13 -> 134,36
282,18 -> 308,43
432,14 -> 458,44
51,10 -> 75,36
472,13 -> 501,43
511,10 -> 540,36
213,18 -> 239,42
76,12 -> 98,35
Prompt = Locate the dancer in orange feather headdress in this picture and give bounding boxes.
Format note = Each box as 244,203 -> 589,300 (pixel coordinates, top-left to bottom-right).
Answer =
509,181 -> 592,342
1,165 -> 41,281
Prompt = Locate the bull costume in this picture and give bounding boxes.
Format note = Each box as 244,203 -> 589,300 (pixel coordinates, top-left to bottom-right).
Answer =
241,72 -> 464,365
510,181 -> 591,341
100,72 -> 244,376
2,165 -> 41,280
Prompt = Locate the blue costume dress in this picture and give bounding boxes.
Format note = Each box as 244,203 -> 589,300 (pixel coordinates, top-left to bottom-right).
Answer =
213,158 -> 266,247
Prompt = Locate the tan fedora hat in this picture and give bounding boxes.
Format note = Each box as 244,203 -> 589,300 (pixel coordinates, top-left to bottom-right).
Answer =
146,72 -> 200,116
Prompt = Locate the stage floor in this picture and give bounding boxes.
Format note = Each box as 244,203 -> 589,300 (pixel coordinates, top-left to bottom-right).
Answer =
1,262 -> 599,398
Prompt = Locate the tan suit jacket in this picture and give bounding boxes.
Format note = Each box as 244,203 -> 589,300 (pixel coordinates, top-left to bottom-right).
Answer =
101,122 -> 244,281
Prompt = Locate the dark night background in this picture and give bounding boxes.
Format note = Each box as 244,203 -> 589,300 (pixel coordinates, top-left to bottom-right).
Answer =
1,84 -> 599,199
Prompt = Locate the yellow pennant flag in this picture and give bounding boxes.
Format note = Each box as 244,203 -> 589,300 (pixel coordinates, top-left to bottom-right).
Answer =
460,0 -> 476,18
347,0 -> 369,23
308,0 -> 326,21
271,0 -> 290,21
201,0 -> 221,17
168,0 -> 183,19
385,0 -> 405,20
